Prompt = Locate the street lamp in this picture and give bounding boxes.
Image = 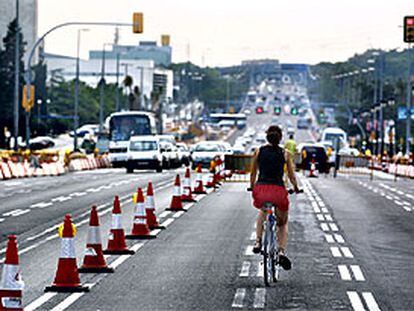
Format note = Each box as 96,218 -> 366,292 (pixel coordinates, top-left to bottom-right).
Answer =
74,28 -> 89,151
99,42 -> 112,133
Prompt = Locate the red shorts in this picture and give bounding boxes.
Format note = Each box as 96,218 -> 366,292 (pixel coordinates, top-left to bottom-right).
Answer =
253,184 -> 289,212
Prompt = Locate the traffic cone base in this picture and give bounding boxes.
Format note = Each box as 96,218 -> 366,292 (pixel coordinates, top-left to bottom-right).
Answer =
181,197 -> 196,203
0,289 -> 23,311
125,233 -> 156,240
45,285 -> 89,293
103,248 -> 135,255
78,266 -> 114,273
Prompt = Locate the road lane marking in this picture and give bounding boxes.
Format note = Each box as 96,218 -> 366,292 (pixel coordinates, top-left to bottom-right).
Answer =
341,247 -> 354,258
257,262 -> 264,277
347,291 -> 365,311
160,218 -> 174,228
250,232 -> 256,240
338,265 -> 352,281
320,223 -> 329,231
158,211 -> 171,218
0,218 -> 4,223
3,209 -> 30,217
313,206 -> 321,213
50,284 -> 94,311
334,234 -> 345,243
321,207 -> 329,213
362,292 -> 381,311
232,288 -> 246,308
350,265 -> 365,281
325,214 -> 333,221
401,206 -> 411,212
325,234 -> 335,243
385,195 -> 393,200
330,247 -> 342,257
394,200 -> 403,206
245,245 -> 254,256
25,292 -> 57,311
30,202 -> 53,209
172,211 -> 185,218
240,261 -> 251,277
316,214 -> 324,221
253,288 -> 266,309
183,203 -> 195,211
329,223 -> 339,231
51,196 -> 72,202
69,191 -> 87,197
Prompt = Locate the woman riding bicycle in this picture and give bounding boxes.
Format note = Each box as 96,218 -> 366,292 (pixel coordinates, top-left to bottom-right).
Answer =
250,125 -> 299,270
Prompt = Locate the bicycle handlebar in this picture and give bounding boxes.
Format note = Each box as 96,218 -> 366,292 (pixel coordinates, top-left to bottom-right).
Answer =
246,187 -> 303,194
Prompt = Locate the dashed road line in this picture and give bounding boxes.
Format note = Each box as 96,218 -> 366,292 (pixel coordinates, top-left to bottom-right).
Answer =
25,292 -> 57,311
350,265 -> 365,281
341,247 -> 354,258
330,247 -> 342,257
325,234 -> 335,243
334,234 -> 345,243
320,223 -> 329,232
240,261 -> 251,277
362,292 -> 381,311
253,288 -> 266,309
347,291 -> 365,311
338,265 -> 352,281
232,288 -> 246,308
160,218 -> 174,228
30,202 -> 53,209
245,245 -> 254,256
329,223 -> 339,231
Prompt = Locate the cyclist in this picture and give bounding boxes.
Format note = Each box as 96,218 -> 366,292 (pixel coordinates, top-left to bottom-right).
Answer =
250,125 -> 299,270
284,134 -> 297,157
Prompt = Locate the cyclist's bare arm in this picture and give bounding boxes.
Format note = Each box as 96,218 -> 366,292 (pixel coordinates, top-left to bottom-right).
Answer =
250,149 -> 259,189
285,150 -> 299,192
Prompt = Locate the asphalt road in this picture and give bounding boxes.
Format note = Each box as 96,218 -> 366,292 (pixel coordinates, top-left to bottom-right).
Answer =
1,111 -> 411,310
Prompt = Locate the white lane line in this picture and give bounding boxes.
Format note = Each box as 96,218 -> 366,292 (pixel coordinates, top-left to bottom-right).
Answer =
50,283 -> 94,311
12,209 -> 31,217
86,188 -> 99,193
394,200 -> 403,206
330,247 -> 342,257
318,201 -> 326,207
320,223 -> 329,232
232,288 -> 246,308
151,229 -> 162,236
158,211 -> 171,218
397,190 -> 404,195
325,214 -> 333,222
334,234 -> 345,244
325,234 -> 335,243
109,255 -> 129,269
240,261 -> 251,277
385,195 -> 393,200
51,196 -> 72,202
338,265 -> 352,281
347,291 -> 365,311
30,202 -> 53,209
341,247 -> 354,258
329,223 -> 339,232
172,211 -> 185,218
253,288 -> 266,309
316,214 -> 324,221
250,232 -> 256,240
257,262 -> 264,277
160,218 -> 174,228
245,245 -> 254,256
401,205 -> 412,212
183,203 -> 195,211
313,206 -> 321,213
321,207 -> 329,213
350,265 -> 365,281
362,292 -> 381,311
25,292 -> 57,311
69,192 -> 87,197
405,193 -> 414,199
0,218 -> 4,223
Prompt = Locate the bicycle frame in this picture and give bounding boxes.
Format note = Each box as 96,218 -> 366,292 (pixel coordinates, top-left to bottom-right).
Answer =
262,203 -> 280,286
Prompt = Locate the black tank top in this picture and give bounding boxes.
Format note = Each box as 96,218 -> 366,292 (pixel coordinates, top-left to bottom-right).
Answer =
257,144 -> 285,187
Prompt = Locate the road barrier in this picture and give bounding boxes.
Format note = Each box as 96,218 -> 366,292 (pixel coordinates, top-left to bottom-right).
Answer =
224,154 -> 253,182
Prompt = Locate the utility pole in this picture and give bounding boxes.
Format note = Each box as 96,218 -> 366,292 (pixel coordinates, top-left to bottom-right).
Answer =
114,27 -> 120,112
406,45 -> 413,155
99,44 -> 108,133
13,0 -> 20,150
379,53 -> 385,157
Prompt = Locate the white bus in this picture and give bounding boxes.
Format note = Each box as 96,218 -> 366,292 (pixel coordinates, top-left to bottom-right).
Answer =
209,113 -> 247,129
108,111 -> 158,167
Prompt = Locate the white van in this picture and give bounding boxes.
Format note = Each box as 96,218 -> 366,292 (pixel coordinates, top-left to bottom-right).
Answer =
321,127 -> 348,147
126,136 -> 164,173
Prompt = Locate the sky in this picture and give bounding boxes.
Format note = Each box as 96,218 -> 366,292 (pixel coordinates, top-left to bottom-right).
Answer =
38,0 -> 414,67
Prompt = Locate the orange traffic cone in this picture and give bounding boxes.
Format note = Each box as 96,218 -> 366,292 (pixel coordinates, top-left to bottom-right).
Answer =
0,236 -> 24,311
126,188 -> 156,239
182,168 -> 196,202
146,182 -> 165,229
104,196 -> 135,255
45,215 -> 89,292
79,206 -> 114,273
166,175 -> 185,211
309,158 -> 318,178
206,170 -> 217,188
193,164 -> 206,194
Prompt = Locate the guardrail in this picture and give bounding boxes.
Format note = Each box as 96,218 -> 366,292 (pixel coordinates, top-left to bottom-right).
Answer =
224,154 -> 253,182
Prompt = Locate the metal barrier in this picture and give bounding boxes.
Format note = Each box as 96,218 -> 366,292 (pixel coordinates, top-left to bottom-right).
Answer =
337,155 -> 372,176
224,154 -> 253,182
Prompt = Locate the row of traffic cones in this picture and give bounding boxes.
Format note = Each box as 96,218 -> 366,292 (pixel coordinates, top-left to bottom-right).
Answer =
0,166 -> 213,301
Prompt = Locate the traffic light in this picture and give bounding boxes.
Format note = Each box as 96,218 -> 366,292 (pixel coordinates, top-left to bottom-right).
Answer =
133,12 -> 144,33
404,16 -> 414,43
291,107 -> 298,115
256,107 -> 263,114
274,106 -> 281,115
22,85 -> 35,112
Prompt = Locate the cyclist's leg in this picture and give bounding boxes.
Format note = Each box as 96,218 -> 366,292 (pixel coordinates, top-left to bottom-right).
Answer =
275,210 -> 288,252
253,210 -> 266,252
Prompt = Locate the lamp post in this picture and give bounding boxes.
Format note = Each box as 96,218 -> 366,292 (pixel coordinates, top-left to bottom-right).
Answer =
99,43 -> 111,133
13,0 -> 20,150
74,28 -> 89,151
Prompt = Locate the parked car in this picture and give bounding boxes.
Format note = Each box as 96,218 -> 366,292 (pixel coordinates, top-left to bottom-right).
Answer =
126,136 -> 164,173
176,142 -> 191,166
29,136 -> 55,150
160,141 -> 181,168
69,124 -> 99,138
191,141 -> 225,169
338,147 -> 360,157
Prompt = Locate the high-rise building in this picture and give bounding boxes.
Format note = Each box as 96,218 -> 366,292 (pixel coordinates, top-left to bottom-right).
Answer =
0,0 -> 38,61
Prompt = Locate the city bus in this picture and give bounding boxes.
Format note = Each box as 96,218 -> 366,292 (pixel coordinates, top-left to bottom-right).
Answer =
209,113 -> 247,129
108,111 -> 158,167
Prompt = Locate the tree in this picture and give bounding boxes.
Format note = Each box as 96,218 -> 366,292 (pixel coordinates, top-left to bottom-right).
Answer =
0,18 -> 26,147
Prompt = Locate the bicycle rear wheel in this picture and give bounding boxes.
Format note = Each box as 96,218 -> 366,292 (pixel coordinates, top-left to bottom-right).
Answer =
263,242 -> 270,287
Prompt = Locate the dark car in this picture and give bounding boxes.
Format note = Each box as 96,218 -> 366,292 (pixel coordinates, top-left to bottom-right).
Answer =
297,143 -> 329,173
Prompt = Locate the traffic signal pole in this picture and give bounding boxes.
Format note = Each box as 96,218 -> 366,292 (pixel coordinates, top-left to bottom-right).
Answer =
13,0 -> 20,150
405,44 -> 413,155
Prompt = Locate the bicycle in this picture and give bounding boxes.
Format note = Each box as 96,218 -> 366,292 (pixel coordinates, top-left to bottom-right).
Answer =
247,187 -> 302,286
